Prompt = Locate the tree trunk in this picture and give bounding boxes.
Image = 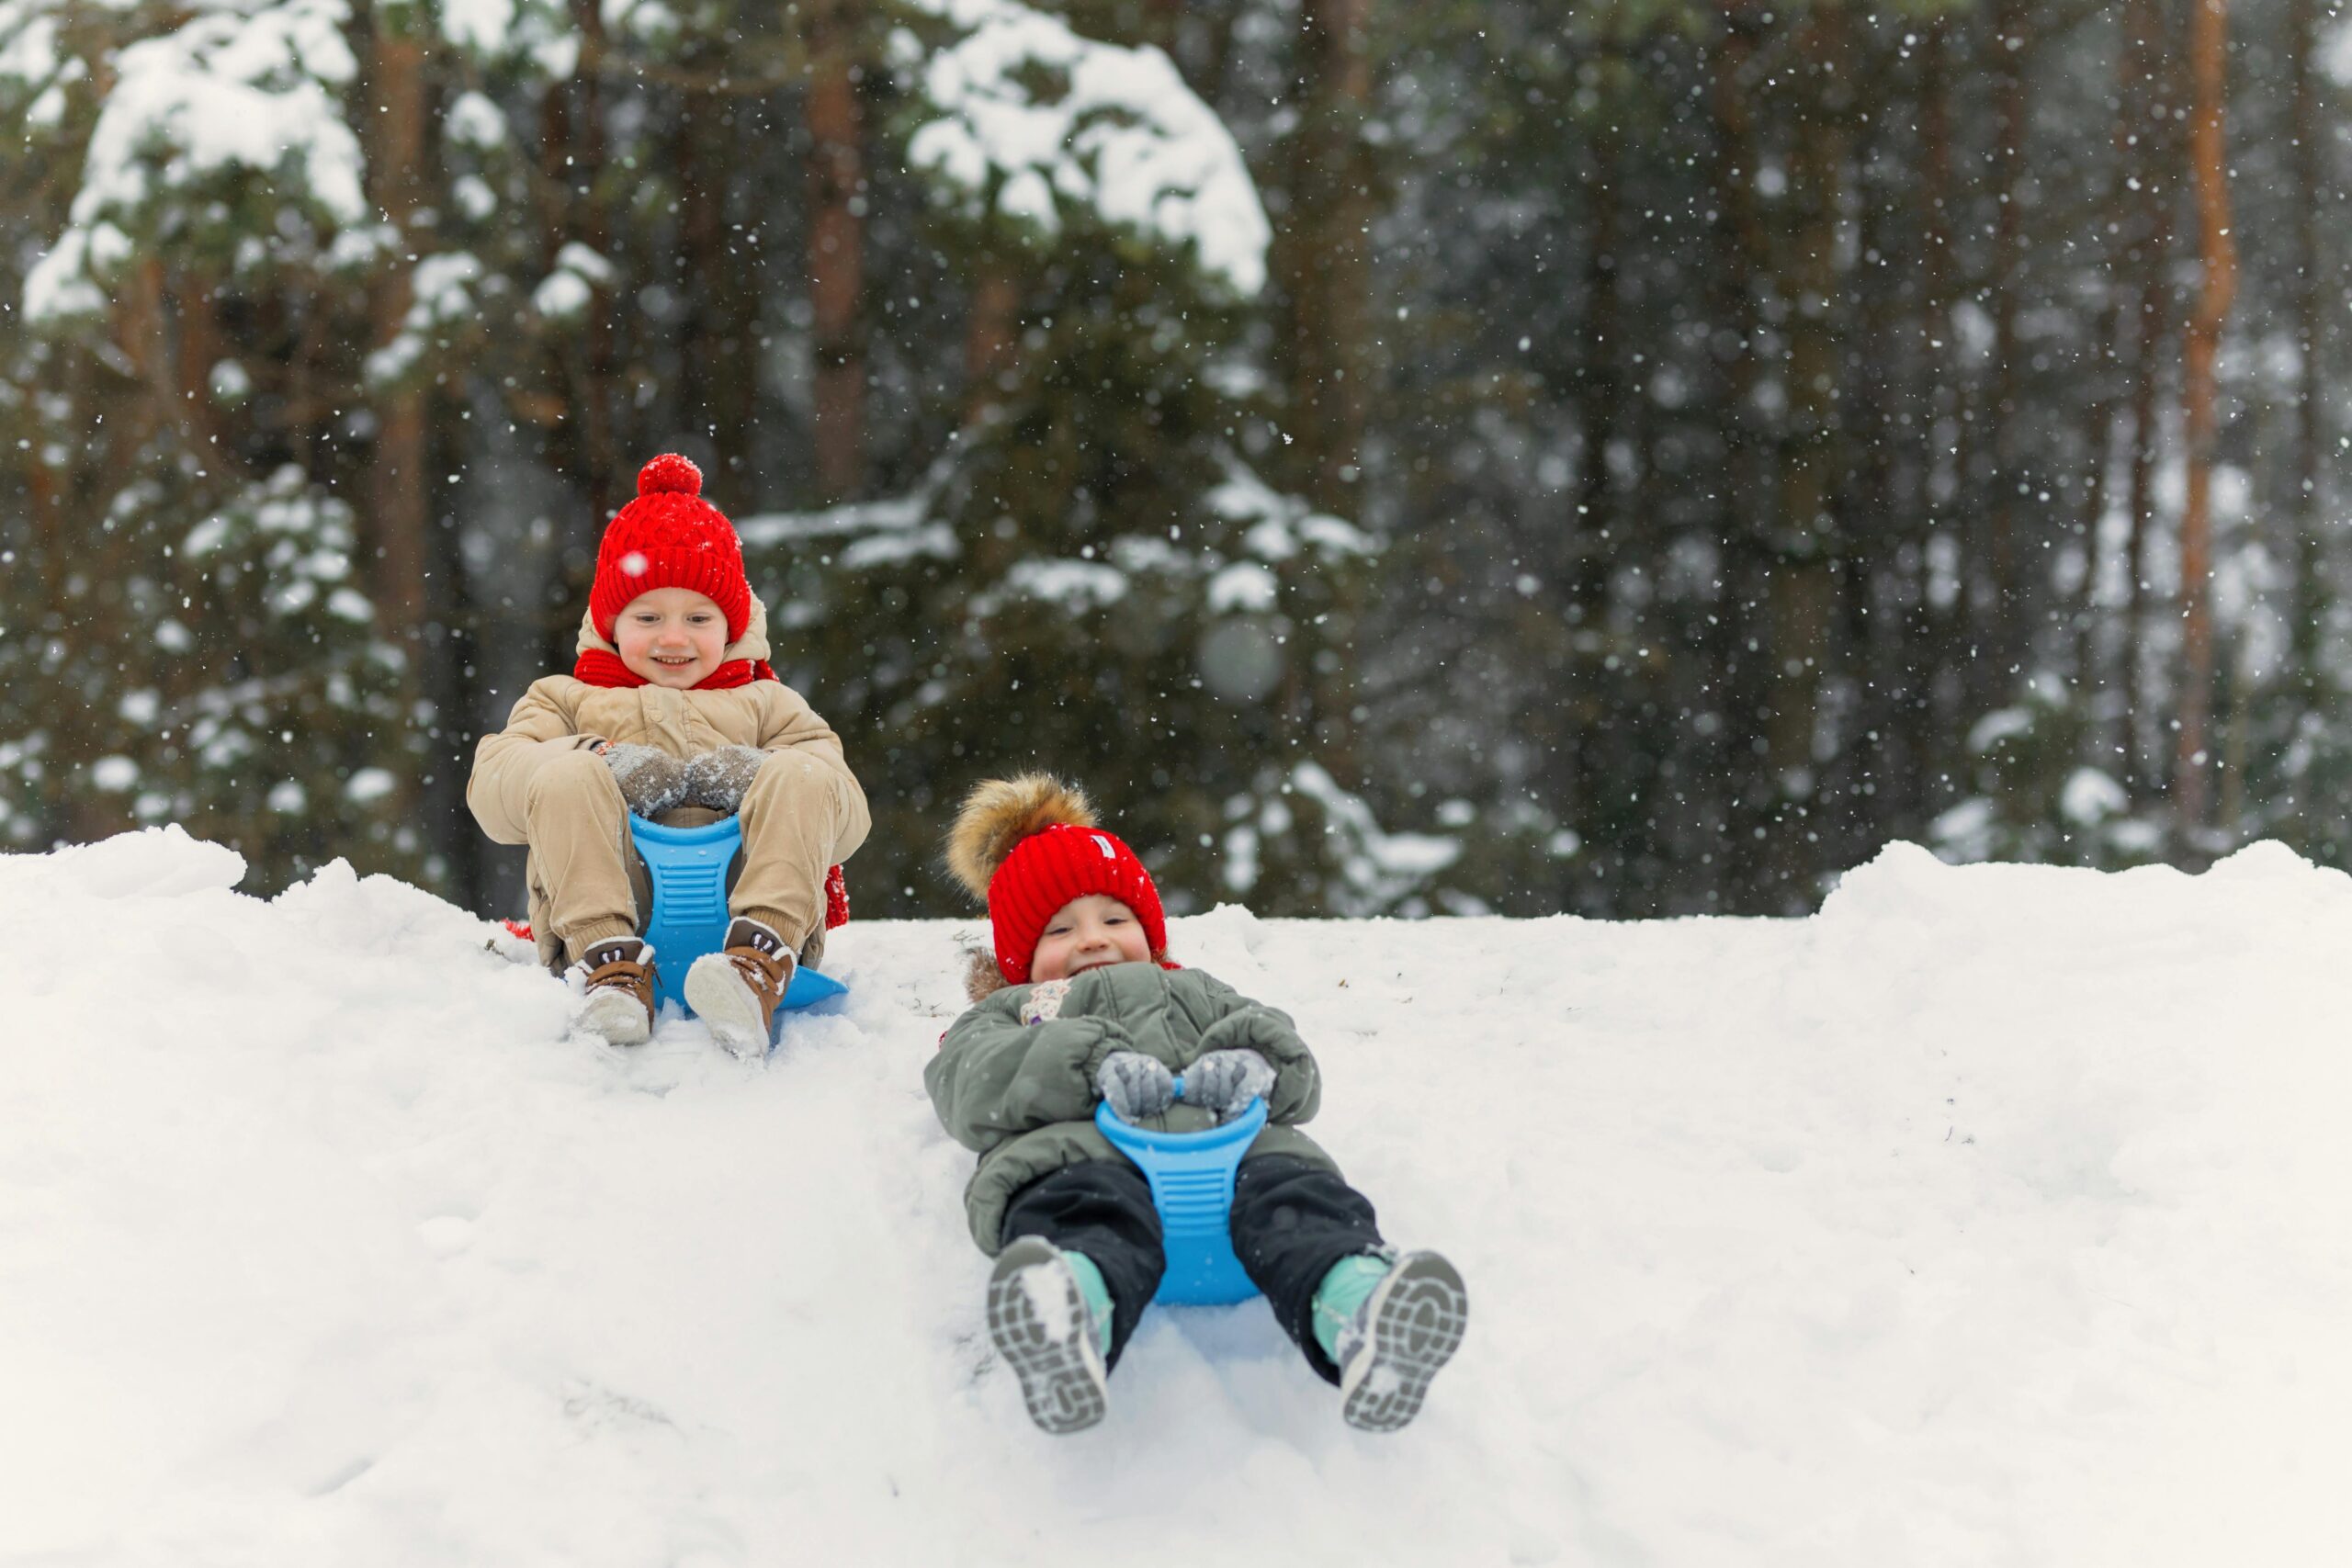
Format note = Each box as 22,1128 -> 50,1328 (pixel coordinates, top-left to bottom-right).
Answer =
963,258 -> 1022,429
2121,0 -> 2175,803
1570,122 -> 1623,610
169,270 -> 224,453
357,8 -> 435,853
681,91 -> 756,471
1769,7 -> 1848,842
1277,0 -> 1374,515
364,16 -> 431,639
1709,5 -> 1773,905
575,6 -> 617,527
539,3 -> 618,668
2075,356 -> 2118,708
2176,0 -> 2237,836
1983,0 -> 2029,685
1545,107 -> 1624,905
1261,0 -> 1375,793
1846,52 -> 1905,861
805,0 -> 868,502
1908,16 -> 1958,832
119,257 -> 174,453
2078,6 -> 2158,727
2220,636 -> 2251,835
2289,0 -> 2325,705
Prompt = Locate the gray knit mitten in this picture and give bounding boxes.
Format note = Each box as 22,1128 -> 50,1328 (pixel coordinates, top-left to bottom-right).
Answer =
1182,1048 -> 1275,1123
603,743 -> 688,817
683,744 -> 768,813
1094,1051 -> 1175,1122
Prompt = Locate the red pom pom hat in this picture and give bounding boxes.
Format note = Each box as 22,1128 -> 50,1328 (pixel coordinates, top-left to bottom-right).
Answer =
588,455 -> 752,642
987,823 -> 1168,987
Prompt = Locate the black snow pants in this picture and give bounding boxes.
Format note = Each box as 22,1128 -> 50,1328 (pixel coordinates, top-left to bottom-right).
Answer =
998,1153 -> 1385,1384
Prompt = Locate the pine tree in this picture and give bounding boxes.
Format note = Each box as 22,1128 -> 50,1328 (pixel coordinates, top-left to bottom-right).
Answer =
0,0 -> 422,882
738,0 -> 1447,917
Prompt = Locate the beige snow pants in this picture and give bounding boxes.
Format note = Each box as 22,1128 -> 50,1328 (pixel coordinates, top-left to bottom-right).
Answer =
520,747 -> 869,969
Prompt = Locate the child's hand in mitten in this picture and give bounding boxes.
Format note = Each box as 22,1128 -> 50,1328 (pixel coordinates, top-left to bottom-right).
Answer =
1095,1051 -> 1175,1122
1182,1048 -> 1275,1122
603,743 -> 688,816
683,745 -> 768,812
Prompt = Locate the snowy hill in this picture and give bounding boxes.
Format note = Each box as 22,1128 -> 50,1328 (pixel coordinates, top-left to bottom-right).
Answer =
6,829 -> 2351,1566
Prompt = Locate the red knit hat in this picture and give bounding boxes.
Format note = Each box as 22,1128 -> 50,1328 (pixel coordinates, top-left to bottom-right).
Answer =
946,775 -> 1168,987
986,824 -> 1168,987
588,455 -> 752,642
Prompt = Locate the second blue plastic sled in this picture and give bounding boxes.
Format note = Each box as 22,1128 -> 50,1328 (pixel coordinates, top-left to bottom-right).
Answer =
629,815 -> 847,1032
1094,1082 -> 1269,1306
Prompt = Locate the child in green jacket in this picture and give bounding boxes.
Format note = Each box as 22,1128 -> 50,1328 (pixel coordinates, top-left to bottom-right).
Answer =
927,774 -> 1469,1435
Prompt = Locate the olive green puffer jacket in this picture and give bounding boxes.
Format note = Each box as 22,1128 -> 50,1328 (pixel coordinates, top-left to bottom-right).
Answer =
925,960 -> 1339,1254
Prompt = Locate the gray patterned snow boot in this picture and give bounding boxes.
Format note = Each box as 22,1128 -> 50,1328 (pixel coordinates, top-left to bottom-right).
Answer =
986,1236 -> 1111,1435
1334,1250 -> 1470,1434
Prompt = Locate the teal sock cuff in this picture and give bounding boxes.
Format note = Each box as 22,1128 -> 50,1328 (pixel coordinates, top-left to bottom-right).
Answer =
1311,1253 -> 1394,1363
1063,1250 -> 1114,1359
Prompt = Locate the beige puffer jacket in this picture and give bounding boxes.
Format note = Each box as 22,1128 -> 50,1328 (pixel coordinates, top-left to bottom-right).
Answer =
466,597 -> 870,961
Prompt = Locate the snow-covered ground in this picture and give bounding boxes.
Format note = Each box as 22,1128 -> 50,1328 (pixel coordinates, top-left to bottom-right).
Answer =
6,829 -> 2350,1566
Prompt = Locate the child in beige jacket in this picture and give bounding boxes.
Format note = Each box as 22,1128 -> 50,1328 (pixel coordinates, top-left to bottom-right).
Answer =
467,455 -> 869,1051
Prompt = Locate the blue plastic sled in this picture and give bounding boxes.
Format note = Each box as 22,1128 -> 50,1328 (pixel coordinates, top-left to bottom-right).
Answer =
629,814 -> 847,1033
1094,1082 -> 1269,1306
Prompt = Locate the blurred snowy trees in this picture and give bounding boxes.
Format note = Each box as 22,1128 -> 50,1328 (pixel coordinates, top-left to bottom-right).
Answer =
3,0 -> 2351,915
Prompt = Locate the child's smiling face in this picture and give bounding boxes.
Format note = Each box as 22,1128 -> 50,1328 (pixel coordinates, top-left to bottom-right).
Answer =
614,587 -> 728,688
1029,894 -> 1152,983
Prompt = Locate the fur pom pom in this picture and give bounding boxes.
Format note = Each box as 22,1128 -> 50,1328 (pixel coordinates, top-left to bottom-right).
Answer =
944,773 -> 1096,902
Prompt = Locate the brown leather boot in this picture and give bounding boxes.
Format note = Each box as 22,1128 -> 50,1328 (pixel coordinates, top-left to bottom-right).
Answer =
576,936 -> 656,1044
684,917 -> 794,1057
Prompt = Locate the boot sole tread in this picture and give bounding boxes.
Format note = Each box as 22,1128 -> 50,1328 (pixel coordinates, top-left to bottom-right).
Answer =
986,1243 -> 1108,1435
1340,1252 -> 1468,1434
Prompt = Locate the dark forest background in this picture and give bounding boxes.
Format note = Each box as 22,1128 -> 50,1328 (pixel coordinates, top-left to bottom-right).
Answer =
5,0 -> 2347,921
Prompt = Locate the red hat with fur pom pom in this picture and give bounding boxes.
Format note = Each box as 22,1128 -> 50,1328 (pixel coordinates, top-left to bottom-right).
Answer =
946,774 -> 1168,987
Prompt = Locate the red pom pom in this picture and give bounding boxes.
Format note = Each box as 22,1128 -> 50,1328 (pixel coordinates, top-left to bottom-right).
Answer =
638,453 -> 702,498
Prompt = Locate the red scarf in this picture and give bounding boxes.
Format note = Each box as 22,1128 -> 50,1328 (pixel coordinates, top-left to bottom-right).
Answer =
571,648 -> 778,689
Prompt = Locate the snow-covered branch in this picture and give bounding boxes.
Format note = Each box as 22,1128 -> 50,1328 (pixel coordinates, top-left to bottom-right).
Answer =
901,0 -> 1270,297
